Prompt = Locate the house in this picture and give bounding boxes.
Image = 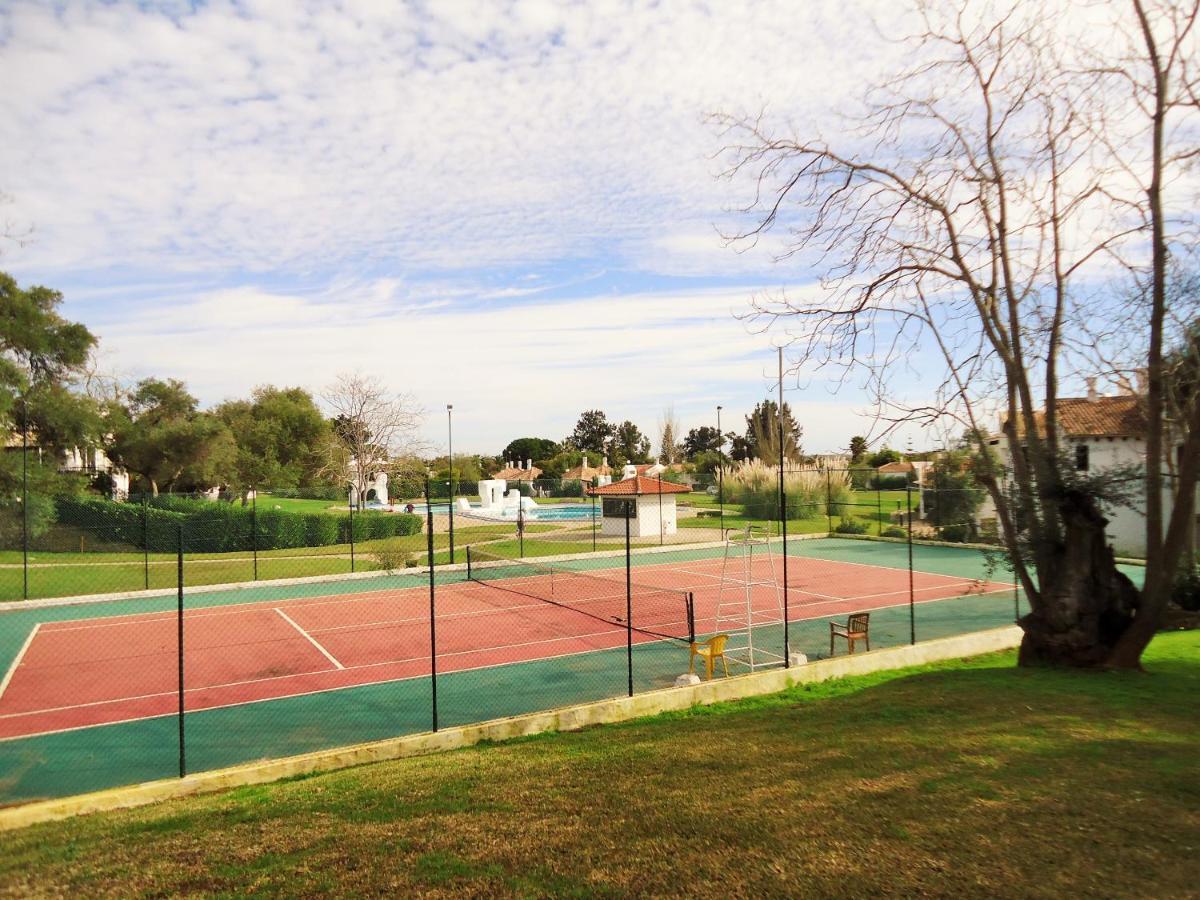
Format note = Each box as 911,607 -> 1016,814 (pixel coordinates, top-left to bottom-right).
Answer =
491,459 -> 542,482
586,467 -> 690,538
989,382 -> 1195,557
560,455 -> 612,483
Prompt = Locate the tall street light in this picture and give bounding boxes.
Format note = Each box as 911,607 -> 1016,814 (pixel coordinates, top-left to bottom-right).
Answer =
447,404 -> 455,564
716,404 -> 724,536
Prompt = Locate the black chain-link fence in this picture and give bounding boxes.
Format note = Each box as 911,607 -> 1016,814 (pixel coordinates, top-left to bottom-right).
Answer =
0,469 -> 1044,806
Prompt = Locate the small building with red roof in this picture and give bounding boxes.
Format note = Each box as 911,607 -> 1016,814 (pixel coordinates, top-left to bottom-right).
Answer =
586,474 -> 690,538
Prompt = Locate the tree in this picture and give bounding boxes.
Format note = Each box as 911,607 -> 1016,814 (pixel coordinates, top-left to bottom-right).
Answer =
682,425 -> 723,459
501,437 -> 559,466
923,450 -> 987,540
744,400 -> 801,463
848,436 -> 868,463
657,405 -> 683,464
323,372 -> 424,501
566,410 -> 614,454
867,448 -> 902,469
715,0 -> 1199,667
607,420 -> 651,466
108,379 -> 236,495
216,386 -> 331,492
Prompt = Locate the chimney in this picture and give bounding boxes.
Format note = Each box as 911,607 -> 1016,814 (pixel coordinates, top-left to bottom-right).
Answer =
1086,377 -> 1098,402
525,458 -> 532,470
1135,368 -> 1148,395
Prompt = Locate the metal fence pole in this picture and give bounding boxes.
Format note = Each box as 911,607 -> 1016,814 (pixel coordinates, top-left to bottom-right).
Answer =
425,477 -> 438,732
826,468 -> 833,534
177,523 -> 186,778
251,486 -> 258,581
591,493 -> 597,551
518,499 -> 525,558
142,497 -> 150,589
778,348 -> 790,666
876,484 -> 883,536
658,475 -> 663,546
625,499 -> 633,698
906,484 -> 916,645
21,402 -> 28,600
349,499 -> 355,573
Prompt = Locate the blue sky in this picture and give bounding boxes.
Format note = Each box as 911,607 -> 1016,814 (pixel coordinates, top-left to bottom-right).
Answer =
0,0 -> 940,456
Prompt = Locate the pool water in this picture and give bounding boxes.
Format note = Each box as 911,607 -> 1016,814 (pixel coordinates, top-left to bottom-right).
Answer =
406,503 -> 598,521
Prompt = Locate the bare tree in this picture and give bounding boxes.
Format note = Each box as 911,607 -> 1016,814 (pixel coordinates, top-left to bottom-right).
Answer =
657,404 -> 683,464
322,373 -> 424,502
713,0 -> 1198,668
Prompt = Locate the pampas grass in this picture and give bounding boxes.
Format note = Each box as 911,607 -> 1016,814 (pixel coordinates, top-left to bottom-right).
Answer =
725,460 -> 851,519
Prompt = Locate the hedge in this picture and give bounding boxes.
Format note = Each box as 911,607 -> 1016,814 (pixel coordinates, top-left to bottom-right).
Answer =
56,497 -> 422,553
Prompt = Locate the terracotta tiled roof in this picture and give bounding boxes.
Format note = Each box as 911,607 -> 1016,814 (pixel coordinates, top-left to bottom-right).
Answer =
1010,395 -> 1147,439
877,461 -> 914,474
491,466 -> 542,481
587,476 -> 691,496
560,463 -> 612,481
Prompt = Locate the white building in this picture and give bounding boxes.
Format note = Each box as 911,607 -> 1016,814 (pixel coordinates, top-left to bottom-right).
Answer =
990,388 -> 1195,558
587,473 -> 691,539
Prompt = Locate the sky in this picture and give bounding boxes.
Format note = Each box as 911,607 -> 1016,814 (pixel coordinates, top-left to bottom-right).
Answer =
0,0 -> 936,456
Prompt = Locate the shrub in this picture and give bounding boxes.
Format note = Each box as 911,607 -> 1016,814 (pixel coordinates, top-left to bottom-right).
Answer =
304,514 -> 339,547
882,526 -> 907,538
938,523 -> 975,543
834,518 -> 868,535
727,461 -> 852,520
372,539 -> 412,573
1172,568 -> 1200,612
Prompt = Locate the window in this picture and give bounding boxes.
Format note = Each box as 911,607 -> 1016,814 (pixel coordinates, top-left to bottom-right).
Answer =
602,498 -> 637,519
1074,443 -> 1089,471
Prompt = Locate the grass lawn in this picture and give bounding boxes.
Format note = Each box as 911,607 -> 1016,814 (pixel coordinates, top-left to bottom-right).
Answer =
2,631 -> 1195,897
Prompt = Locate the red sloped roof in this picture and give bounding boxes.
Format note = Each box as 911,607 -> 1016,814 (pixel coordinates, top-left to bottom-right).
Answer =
586,476 -> 691,497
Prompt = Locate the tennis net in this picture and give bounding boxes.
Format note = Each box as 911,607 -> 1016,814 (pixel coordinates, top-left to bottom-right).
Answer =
466,547 -> 695,644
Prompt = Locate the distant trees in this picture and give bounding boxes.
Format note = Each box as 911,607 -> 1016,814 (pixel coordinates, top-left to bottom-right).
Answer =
108,379 -> 236,495
848,436 -> 868,464
566,410 -> 614,454
608,420 -> 652,466
500,437 -> 559,465
682,426 -> 722,458
867,448 -> 902,469
322,372 -> 423,501
215,386 -> 330,492
744,400 -> 802,463
657,405 -> 683,464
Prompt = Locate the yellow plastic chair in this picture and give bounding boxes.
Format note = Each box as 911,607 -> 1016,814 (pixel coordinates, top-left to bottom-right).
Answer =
689,634 -> 731,680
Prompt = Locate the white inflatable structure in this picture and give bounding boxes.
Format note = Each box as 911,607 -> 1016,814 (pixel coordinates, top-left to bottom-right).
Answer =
350,472 -> 392,509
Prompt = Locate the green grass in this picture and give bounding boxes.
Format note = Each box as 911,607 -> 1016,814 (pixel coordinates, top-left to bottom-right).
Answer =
1,631 -> 1195,897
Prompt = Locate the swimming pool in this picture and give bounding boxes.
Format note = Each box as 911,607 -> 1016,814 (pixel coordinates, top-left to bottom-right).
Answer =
405,503 -> 598,521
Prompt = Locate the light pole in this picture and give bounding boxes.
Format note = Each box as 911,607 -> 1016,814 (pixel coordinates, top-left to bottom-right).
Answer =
716,405 -> 724,536
447,404 -> 455,564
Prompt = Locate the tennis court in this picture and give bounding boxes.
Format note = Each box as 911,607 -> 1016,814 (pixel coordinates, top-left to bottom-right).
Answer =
0,538 -> 1023,804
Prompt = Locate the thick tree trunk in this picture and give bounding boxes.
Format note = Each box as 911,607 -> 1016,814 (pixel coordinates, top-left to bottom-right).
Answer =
1018,490 -> 1143,668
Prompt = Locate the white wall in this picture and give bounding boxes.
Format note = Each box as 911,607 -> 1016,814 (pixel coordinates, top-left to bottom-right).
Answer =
598,495 -> 677,538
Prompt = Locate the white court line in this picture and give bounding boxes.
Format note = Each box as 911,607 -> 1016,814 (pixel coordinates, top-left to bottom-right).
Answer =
0,623 -> 40,703
274,608 -> 344,670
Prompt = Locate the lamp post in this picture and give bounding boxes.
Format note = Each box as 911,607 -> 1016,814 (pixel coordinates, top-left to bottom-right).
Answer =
447,404 -> 455,564
716,405 -> 724,536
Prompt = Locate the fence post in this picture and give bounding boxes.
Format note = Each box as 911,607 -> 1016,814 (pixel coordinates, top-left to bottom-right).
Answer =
142,497 -> 149,589
906,484 -> 916,645
518,500 -> 525,558
251,486 -> 258,581
177,523 -> 186,778
21,401 -> 28,600
778,349 -> 790,667
349,499 -> 355,574
591,492 -> 597,552
625,499 -> 633,698
826,468 -> 833,534
425,477 -> 438,732
658,475 -> 664,546
876,484 -> 883,536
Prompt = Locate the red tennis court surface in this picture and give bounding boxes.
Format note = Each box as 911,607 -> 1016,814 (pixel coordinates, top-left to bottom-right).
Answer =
0,555 -> 1011,740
